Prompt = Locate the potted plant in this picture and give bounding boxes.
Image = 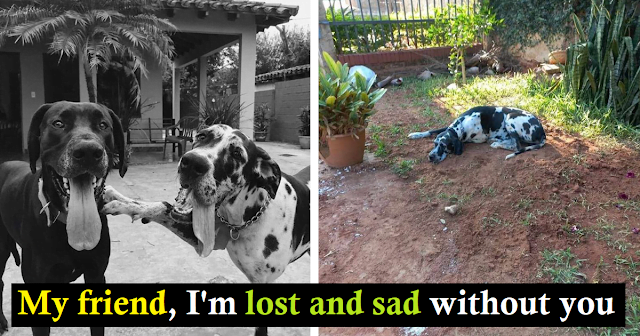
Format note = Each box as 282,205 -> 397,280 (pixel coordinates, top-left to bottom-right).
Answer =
319,51 -> 386,168
298,106 -> 310,149
254,103 -> 273,141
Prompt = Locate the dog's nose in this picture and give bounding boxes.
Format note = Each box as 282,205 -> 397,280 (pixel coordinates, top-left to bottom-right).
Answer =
72,142 -> 104,164
179,152 -> 210,181
428,154 -> 436,162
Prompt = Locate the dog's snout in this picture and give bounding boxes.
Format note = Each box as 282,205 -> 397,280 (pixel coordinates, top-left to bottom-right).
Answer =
179,152 -> 210,181
71,142 -> 104,164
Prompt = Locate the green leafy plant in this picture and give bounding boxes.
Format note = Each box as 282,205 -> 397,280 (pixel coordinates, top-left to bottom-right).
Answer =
298,106 -> 310,136
428,2 -> 502,83
254,103 -> 273,133
564,0 -> 640,125
319,51 -> 386,137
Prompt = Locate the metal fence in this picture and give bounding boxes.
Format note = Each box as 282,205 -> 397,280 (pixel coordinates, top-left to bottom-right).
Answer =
324,0 -> 478,54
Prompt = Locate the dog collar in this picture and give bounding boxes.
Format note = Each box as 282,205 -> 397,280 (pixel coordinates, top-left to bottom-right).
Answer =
216,195 -> 271,240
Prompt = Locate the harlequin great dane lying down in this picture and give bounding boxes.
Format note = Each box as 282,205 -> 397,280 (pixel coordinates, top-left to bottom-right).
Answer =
102,124 -> 310,336
408,106 -> 546,163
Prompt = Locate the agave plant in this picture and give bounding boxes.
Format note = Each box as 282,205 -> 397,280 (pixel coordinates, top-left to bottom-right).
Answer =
319,51 -> 386,138
565,0 -> 640,125
185,95 -> 242,129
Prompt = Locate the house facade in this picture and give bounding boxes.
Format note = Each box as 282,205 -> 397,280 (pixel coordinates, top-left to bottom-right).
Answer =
0,0 -> 298,152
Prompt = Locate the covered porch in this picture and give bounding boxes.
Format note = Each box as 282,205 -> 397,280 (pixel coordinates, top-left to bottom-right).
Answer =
161,0 -> 298,140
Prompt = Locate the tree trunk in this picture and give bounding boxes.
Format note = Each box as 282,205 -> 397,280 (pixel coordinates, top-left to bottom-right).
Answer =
82,56 -> 97,103
460,48 -> 466,84
319,1 -> 337,68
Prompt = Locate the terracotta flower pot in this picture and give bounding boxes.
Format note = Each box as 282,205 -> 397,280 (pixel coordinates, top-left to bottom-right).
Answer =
319,129 -> 366,168
254,131 -> 268,142
549,50 -> 567,65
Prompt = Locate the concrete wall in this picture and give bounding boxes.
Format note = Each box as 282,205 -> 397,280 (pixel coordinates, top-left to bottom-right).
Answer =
135,61 -> 164,142
269,78 -> 310,144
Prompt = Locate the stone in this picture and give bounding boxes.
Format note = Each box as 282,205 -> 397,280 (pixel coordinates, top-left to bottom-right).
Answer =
418,70 -> 434,80
444,204 -> 460,215
467,66 -> 480,75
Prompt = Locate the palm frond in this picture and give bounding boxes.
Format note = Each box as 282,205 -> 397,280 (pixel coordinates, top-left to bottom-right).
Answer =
10,13 -> 70,45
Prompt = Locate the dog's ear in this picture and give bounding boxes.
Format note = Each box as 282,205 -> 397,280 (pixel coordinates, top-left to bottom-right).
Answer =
453,137 -> 464,155
28,103 -> 53,174
107,109 -> 128,177
254,146 -> 281,199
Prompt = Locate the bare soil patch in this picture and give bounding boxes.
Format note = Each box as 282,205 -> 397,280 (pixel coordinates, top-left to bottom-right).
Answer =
319,84 -> 640,336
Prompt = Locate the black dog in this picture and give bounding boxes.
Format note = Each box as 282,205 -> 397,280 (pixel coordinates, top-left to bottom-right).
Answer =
0,101 -> 126,335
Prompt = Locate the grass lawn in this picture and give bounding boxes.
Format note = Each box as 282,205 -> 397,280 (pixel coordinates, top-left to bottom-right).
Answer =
367,73 -> 640,336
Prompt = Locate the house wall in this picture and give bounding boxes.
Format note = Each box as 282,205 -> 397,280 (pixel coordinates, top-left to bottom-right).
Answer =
133,61 -> 165,143
270,78 -> 310,144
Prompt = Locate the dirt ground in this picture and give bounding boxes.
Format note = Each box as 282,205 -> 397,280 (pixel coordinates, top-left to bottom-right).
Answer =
319,85 -> 640,336
0,142 -> 310,336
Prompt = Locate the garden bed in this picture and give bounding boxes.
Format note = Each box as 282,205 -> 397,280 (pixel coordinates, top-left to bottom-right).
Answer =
319,75 -> 640,336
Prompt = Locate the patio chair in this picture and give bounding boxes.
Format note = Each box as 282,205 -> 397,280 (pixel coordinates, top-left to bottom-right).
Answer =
163,117 -> 199,159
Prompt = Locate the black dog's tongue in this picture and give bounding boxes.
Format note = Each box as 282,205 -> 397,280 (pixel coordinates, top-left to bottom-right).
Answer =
67,173 -> 102,251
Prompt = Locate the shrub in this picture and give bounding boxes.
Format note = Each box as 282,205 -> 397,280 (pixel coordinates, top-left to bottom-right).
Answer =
319,52 -> 386,137
488,0 -> 589,51
428,2 -> 501,83
298,106 -> 310,136
186,95 -> 241,129
254,103 -> 273,133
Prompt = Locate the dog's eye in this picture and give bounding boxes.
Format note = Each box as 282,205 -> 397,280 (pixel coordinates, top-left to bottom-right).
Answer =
52,120 -> 64,128
98,121 -> 108,130
195,133 -> 207,141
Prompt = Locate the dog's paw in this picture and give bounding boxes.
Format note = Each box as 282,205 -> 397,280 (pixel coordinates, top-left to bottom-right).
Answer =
490,142 -> 502,149
103,185 -> 129,203
102,200 -> 124,216
408,131 -> 429,139
505,153 -> 516,160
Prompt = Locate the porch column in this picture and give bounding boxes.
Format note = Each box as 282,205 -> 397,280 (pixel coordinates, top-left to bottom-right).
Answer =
238,30 -> 256,139
197,55 -> 207,115
172,64 -> 181,123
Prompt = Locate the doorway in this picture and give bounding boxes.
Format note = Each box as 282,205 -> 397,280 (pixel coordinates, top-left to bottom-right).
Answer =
0,52 -> 22,154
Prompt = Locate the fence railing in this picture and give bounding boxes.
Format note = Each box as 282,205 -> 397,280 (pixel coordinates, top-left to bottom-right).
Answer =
324,0 -> 478,54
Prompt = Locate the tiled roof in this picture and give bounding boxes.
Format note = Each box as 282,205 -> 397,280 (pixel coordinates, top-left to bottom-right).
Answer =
161,1 -> 298,18
255,64 -> 310,83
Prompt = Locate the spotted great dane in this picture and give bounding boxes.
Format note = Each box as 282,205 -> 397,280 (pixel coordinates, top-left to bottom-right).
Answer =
408,106 -> 546,163
0,101 -> 127,336
102,124 -> 310,336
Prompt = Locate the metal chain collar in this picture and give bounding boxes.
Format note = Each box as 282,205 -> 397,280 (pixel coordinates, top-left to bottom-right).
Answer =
217,195 -> 271,240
